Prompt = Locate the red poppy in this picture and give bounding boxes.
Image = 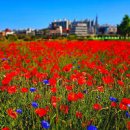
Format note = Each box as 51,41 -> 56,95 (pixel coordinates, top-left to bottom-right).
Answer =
60,105 -> 69,114
51,96 -> 60,108
51,87 -> 57,93
78,77 -> 86,85
35,108 -> 47,117
2,77 -> 12,85
111,102 -> 117,108
121,98 -> 130,106
34,94 -> 42,101
2,127 -> 10,130
62,64 -> 73,72
49,77 -> 57,87
119,103 -> 128,111
117,80 -> 124,86
21,87 -> 28,93
0,86 -> 9,91
76,92 -> 84,100
76,111 -> 82,119
102,76 -> 114,84
67,92 -> 78,102
7,108 -> 17,119
7,86 -> 17,94
65,85 -> 73,91
93,103 -> 102,110
86,80 -> 93,86
97,86 -> 104,92
127,121 -> 130,130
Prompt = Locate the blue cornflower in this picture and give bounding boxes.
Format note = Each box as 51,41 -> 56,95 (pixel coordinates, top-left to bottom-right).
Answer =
16,109 -> 22,114
109,96 -> 118,102
43,79 -> 49,85
41,120 -> 50,129
126,111 -> 130,118
87,125 -> 98,130
127,104 -> 130,108
77,65 -> 80,69
31,102 -> 38,108
2,58 -> 8,61
30,87 -> 36,92
83,90 -> 88,94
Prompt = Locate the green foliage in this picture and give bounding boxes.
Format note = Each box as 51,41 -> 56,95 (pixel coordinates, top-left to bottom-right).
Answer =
7,35 -> 18,42
117,15 -> 130,36
67,34 -> 77,40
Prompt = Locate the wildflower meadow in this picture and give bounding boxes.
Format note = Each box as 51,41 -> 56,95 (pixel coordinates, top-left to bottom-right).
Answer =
0,40 -> 130,130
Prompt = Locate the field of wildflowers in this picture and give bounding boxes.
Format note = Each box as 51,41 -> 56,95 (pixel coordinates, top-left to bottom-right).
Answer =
0,40 -> 130,130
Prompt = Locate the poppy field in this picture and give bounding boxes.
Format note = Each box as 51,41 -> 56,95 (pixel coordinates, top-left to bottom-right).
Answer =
0,40 -> 130,130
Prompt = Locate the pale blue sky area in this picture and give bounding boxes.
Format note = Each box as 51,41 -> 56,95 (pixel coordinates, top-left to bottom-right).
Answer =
0,0 -> 130,30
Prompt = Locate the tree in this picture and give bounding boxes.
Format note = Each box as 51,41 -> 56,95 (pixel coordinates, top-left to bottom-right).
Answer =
7,35 -> 18,41
117,15 -> 130,37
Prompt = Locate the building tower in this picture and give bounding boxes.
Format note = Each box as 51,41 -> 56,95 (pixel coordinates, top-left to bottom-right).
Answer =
95,15 -> 99,34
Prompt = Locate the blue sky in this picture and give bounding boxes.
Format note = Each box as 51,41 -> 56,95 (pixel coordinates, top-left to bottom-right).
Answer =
0,0 -> 130,30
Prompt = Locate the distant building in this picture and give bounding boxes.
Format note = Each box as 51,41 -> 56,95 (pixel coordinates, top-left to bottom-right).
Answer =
49,19 -> 71,36
70,22 -> 88,36
98,25 -> 117,34
35,29 -> 44,36
35,28 -> 50,36
5,28 -> 14,36
14,29 -> 26,35
70,16 -> 99,36
49,26 -> 63,36
14,28 -> 35,36
0,31 -> 6,37
26,28 -> 35,36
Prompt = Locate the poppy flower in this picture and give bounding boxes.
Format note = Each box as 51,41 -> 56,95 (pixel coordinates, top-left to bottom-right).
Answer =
7,108 -> 17,119
93,103 -> 102,110
76,92 -> 84,100
67,92 -> 78,102
7,86 -> 17,94
2,127 -> 10,130
35,108 -> 47,117
86,81 -> 93,86
49,77 -> 57,86
76,111 -> 82,119
34,94 -> 42,100
60,105 -> 69,114
111,102 -> 117,108
41,120 -> 50,129
78,77 -> 86,85
102,76 -> 114,84
21,87 -> 28,93
117,80 -> 124,86
65,85 -> 73,91
2,77 -> 11,85
121,98 -> 130,106
97,86 -> 104,92
119,103 -> 128,111
62,64 -> 73,72
51,96 -> 60,108
51,87 -> 57,93
127,121 -> 130,130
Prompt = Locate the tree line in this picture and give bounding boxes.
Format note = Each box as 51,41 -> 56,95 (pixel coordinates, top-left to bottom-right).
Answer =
117,15 -> 130,37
